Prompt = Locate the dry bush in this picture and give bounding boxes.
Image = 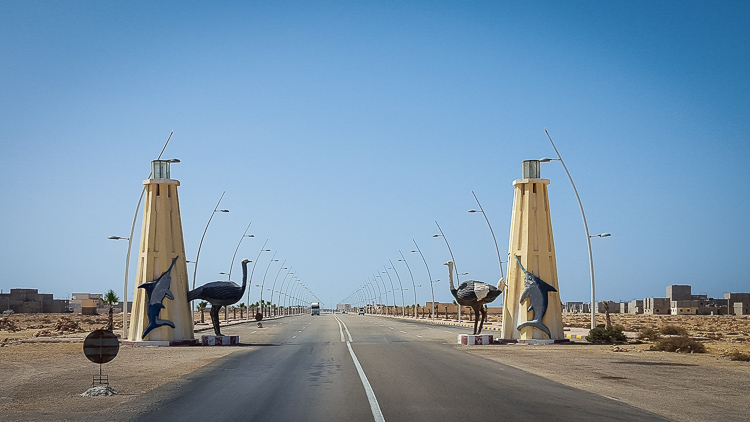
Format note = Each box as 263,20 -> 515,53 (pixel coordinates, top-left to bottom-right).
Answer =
638,327 -> 660,341
651,337 -> 706,353
660,325 -> 688,336
54,316 -> 83,333
726,349 -> 750,362
0,317 -> 19,332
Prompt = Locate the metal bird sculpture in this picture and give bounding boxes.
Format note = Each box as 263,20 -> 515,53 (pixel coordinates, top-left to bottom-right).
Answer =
187,258 -> 249,336
445,260 -> 504,335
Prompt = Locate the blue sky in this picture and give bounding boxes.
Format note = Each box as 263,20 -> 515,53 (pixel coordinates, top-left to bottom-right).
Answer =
1,1 -> 748,308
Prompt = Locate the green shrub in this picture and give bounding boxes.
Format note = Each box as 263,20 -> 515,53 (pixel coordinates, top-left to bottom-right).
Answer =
651,337 -> 706,353
587,326 -> 627,343
638,327 -> 660,341
660,325 -> 688,336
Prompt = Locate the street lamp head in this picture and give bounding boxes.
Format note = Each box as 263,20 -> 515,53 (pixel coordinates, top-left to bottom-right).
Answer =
217,209 -> 230,213
468,209 -> 481,213
538,157 -> 560,163
432,234 -> 440,238
108,236 -> 129,240
591,233 -> 612,238
168,158 -> 181,163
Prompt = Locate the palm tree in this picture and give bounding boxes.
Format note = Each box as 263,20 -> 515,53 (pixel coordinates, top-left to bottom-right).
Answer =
238,302 -> 246,319
102,289 -> 119,332
198,301 -> 208,324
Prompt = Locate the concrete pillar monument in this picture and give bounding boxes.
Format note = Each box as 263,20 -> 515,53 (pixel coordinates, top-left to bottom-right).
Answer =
501,160 -> 564,340
127,160 -> 195,344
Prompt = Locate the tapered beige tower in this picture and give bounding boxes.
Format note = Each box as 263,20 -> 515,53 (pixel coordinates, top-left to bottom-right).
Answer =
501,160 -> 564,340
127,160 -> 194,343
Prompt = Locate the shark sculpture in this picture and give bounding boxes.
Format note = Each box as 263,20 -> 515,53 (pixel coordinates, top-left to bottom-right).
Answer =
515,255 -> 557,338
138,256 -> 178,339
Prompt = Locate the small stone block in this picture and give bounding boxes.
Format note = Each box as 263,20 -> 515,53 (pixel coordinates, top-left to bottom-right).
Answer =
458,334 -> 493,345
201,335 -> 239,346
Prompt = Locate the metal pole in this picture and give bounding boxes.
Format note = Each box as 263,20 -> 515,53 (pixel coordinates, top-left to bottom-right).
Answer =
246,239 -> 270,319
398,250 -> 418,318
388,259 -> 405,317
412,239 -> 435,320
228,222 -> 252,281
260,252 -> 278,317
544,128 -> 596,329
270,261 -> 287,317
192,191 -> 226,290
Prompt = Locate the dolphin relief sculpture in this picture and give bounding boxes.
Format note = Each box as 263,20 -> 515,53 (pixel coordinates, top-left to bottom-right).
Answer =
138,256 -> 178,339
514,255 -> 557,338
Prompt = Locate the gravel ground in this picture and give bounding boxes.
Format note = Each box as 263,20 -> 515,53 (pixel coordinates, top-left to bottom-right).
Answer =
464,341 -> 750,422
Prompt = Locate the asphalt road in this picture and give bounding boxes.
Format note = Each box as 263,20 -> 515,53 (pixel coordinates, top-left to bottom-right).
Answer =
127,314 -> 669,421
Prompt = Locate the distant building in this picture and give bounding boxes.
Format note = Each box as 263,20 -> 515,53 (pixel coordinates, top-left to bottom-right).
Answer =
0,288 -> 69,313
644,297 -> 670,315
628,299 -> 643,314
596,300 -> 622,313
666,285 -> 692,301
725,293 -> 750,316
69,293 -> 131,315
563,302 -> 588,313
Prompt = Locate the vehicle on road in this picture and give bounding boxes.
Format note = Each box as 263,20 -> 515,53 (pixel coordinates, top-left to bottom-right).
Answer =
358,308 -> 365,315
310,302 -> 320,316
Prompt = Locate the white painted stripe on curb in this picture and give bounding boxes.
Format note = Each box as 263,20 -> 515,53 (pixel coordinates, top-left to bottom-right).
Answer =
347,341 -> 386,422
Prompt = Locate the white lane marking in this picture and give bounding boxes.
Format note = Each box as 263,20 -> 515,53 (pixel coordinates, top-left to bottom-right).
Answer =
252,331 -> 257,334
292,335 -> 297,339
400,331 -> 406,333
333,315 -> 353,342
389,327 -> 394,330
347,342 -> 386,422
417,335 -> 423,338
335,317 -> 345,342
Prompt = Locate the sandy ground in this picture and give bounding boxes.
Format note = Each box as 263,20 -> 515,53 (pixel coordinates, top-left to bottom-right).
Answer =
1,312 -> 749,421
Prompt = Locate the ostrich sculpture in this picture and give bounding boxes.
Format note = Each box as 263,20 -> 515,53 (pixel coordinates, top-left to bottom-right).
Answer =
187,258 -> 249,336
445,260 -> 505,335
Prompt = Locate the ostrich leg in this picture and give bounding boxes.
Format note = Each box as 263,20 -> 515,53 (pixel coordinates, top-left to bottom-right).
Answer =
477,306 -> 487,335
210,306 -> 223,336
472,304 -> 480,335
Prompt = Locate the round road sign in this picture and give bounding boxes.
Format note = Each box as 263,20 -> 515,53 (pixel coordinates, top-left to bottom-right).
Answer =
83,330 -> 120,364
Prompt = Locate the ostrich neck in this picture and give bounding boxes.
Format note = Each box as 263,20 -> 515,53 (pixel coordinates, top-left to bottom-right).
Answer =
240,262 -> 248,292
448,263 -> 456,292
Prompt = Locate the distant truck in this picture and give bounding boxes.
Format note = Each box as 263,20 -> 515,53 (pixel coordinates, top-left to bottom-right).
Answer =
311,302 -> 320,316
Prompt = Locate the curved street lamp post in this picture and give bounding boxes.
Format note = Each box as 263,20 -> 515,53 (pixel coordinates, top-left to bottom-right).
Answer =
411,239 -> 435,320
542,128 -> 611,329
398,251 -> 418,318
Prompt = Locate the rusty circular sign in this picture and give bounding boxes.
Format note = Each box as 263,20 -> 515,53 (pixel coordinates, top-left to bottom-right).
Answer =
255,312 -> 263,321
83,330 -> 120,364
